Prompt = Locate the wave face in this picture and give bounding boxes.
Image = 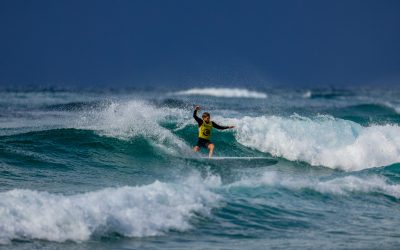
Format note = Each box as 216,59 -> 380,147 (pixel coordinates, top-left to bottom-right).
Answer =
2,87 -> 400,249
234,115 -> 400,171
174,88 -> 267,98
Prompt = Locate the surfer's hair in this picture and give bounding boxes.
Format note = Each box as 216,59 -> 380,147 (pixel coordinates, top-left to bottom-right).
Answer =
202,112 -> 210,119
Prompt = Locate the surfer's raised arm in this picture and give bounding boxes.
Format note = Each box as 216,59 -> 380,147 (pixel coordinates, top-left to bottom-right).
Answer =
193,106 -> 203,126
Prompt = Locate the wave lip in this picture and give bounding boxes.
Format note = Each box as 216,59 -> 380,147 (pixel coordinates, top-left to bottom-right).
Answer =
0,177 -> 220,244
174,88 -> 267,98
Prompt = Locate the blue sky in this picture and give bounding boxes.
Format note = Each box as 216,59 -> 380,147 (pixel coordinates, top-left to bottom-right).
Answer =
0,0 -> 399,88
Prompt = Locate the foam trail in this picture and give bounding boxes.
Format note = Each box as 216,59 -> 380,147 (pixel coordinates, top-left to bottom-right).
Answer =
234,115 -> 400,171
229,171 -> 400,198
175,88 -> 267,98
0,176 -> 220,244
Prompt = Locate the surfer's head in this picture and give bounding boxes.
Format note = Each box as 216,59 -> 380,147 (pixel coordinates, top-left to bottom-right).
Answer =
202,112 -> 210,123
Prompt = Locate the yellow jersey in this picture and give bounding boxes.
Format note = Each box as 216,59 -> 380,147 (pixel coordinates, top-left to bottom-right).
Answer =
198,121 -> 213,140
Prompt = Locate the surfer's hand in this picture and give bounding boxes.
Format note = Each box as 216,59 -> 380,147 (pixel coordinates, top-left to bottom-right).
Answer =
194,106 -> 201,111
229,126 -> 235,129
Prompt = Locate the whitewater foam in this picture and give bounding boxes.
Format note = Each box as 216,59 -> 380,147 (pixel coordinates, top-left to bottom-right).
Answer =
0,176 -> 220,244
175,88 -> 267,98
229,171 -> 400,198
234,115 -> 400,171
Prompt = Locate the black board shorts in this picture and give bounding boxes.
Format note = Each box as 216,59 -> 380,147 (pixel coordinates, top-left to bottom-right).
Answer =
196,138 -> 212,148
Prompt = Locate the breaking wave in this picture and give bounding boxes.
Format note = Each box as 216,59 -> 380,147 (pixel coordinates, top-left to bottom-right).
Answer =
0,175 -> 220,244
233,115 -> 400,171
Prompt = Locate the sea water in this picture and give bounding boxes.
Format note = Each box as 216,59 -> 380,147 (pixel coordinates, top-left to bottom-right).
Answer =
1,86 -> 400,249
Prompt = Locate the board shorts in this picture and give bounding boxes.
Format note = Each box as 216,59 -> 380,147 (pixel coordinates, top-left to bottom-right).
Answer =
196,138 -> 212,148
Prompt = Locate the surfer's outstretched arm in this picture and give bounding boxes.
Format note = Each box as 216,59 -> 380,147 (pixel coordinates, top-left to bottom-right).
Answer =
212,122 -> 235,130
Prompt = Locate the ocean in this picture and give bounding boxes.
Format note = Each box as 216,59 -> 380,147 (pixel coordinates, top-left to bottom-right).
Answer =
1,86 -> 400,249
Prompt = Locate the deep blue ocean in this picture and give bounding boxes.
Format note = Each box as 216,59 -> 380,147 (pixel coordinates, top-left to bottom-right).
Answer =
1,86 -> 400,249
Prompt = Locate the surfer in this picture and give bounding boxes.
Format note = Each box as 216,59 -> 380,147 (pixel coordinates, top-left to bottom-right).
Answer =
193,106 -> 235,157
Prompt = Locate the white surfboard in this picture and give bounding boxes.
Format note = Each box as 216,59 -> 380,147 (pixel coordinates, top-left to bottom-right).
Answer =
200,156 -> 272,160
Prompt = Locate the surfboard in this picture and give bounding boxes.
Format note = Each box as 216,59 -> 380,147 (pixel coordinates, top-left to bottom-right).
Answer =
184,155 -> 278,167
195,156 -> 278,167
200,156 -> 272,160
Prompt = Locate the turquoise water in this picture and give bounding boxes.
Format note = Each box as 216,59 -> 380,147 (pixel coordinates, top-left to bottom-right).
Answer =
1,87 -> 400,249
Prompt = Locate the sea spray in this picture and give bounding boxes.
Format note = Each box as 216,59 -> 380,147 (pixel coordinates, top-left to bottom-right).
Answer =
76,100 -> 193,155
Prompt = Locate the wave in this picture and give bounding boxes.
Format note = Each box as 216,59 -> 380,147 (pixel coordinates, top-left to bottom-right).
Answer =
326,103 -> 400,125
45,101 -> 108,111
0,175 -> 220,244
1,100 -> 193,155
174,88 -> 267,98
302,89 -> 354,99
335,103 -> 399,115
5,99 -> 400,170
233,115 -> 400,171
331,103 -> 400,118
229,171 -> 400,198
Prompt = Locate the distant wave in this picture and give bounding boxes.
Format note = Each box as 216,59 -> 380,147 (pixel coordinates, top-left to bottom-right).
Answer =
233,115 -> 400,171
326,103 -> 400,125
175,88 -> 267,98
336,103 -> 399,114
302,89 -> 354,99
0,176 -> 220,244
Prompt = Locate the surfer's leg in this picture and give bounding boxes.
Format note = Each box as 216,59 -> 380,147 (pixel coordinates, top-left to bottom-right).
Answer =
208,143 -> 215,158
193,146 -> 200,152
